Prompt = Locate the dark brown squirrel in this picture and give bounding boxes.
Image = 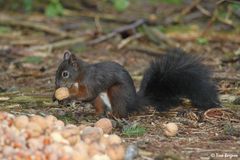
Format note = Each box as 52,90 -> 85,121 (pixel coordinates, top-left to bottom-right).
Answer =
53,49 -> 220,118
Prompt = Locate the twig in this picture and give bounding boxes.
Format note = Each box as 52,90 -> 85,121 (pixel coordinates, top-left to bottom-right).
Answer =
94,16 -> 103,34
0,15 -> 68,37
87,19 -> 146,45
117,33 -> 143,49
180,0 -> 202,17
202,4 -> 235,35
217,0 -> 225,4
131,110 -> 156,118
217,0 -> 240,4
221,56 -> 240,63
196,5 -> 211,16
213,76 -> 240,82
26,37 -> 87,51
144,26 -> 178,47
166,32 -> 240,43
1,104 -> 21,109
202,14 -> 216,36
169,0 -> 202,23
182,11 -> 204,22
10,39 -> 41,46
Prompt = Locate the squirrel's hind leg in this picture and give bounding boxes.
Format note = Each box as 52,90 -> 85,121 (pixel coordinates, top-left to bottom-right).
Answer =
107,85 -> 128,118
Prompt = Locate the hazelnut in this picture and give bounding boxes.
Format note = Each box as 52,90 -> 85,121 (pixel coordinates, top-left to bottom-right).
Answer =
30,115 -> 48,130
26,122 -> 43,138
55,87 -> 70,100
88,142 -> 105,157
91,154 -> 111,160
107,134 -> 122,145
100,134 -> 122,147
94,118 -> 112,134
163,122 -> 178,137
78,124 -> 87,131
50,132 -> 69,144
72,150 -> 89,160
74,141 -> 88,152
27,138 -> 44,151
14,115 -> 29,130
81,127 -> 103,144
106,144 -> 125,160
53,120 -> 65,130
45,115 -> 58,129
61,128 -> 80,145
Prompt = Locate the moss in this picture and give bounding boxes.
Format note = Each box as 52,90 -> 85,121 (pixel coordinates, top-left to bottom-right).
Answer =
122,123 -> 147,137
223,103 -> 240,111
56,113 -> 78,124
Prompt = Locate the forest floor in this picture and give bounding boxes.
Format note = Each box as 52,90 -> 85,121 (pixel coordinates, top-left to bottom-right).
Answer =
0,1 -> 240,160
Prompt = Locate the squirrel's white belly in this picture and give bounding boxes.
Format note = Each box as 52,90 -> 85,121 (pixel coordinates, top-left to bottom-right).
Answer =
99,92 -> 112,111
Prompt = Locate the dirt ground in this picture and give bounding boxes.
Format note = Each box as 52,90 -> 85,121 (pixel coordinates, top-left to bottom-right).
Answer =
0,1 -> 240,160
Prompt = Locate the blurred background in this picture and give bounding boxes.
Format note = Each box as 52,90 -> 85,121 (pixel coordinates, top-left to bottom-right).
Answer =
0,0 -> 240,117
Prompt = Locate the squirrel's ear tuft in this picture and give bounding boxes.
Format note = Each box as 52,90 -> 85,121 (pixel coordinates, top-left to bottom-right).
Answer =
69,53 -> 78,69
63,50 -> 71,60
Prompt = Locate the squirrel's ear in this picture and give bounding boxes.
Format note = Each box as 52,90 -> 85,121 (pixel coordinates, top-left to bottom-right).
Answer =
69,54 -> 78,69
63,50 -> 71,60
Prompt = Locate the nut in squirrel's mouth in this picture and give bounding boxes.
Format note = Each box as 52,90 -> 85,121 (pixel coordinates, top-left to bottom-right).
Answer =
55,87 -> 70,101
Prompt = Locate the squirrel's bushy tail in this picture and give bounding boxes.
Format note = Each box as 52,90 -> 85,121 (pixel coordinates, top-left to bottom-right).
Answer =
138,48 -> 220,111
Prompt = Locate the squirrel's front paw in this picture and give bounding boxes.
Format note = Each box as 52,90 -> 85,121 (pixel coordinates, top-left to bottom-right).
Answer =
58,98 -> 72,106
52,94 -> 57,102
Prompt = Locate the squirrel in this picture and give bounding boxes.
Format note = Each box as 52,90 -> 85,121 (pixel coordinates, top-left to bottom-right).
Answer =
53,49 -> 220,118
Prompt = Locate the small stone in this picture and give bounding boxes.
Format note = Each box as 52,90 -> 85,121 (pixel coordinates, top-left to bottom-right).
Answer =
124,144 -> 138,160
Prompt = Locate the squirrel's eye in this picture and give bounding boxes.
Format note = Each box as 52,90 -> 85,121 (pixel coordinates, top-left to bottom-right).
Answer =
62,71 -> 69,78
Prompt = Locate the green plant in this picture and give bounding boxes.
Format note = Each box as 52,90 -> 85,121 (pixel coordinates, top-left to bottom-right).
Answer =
0,26 -> 12,34
223,123 -> 239,137
57,114 -> 77,124
45,0 -> 64,17
111,0 -> 129,12
23,56 -> 43,64
23,0 -> 33,12
123,123 -> 146,137
231,3 -> 240,11
196,37 -> 208,45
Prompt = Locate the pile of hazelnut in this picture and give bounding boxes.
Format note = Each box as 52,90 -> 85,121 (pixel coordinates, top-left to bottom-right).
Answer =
0,112 -> 125,160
